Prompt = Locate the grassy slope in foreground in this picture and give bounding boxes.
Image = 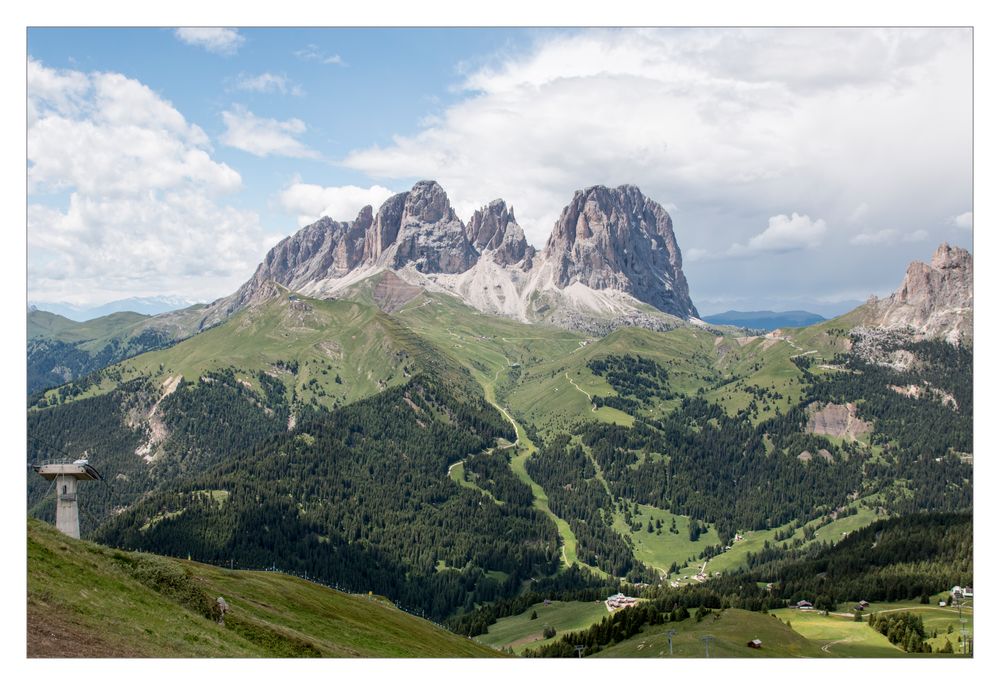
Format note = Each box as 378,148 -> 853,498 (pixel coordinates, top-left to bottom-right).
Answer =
592,608 -> 827,658
27,519 -> 500,658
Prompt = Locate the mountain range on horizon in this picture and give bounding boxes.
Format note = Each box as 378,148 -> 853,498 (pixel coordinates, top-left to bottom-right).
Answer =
702,310 -> 826,331
29,295 -> 197,322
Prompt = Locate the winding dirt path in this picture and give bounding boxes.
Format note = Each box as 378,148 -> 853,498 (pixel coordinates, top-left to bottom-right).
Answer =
565,372 -> 596,411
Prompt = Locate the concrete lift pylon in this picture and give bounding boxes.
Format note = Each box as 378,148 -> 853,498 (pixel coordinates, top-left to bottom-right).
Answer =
33,461 -> 102,539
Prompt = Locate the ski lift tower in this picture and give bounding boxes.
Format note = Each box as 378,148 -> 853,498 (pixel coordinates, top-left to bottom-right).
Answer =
33,459 -> 102,539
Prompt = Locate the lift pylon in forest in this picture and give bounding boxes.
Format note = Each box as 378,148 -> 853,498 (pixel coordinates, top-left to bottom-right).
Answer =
33,460 -> 102,539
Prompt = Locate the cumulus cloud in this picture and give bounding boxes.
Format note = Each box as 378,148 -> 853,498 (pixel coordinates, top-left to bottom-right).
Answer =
279,181 -> 395,227
28,59 -> 241,197
341,27 -> 971,268
295,44 -> 345,65
220,105 -> 319,158
174,28 -> 244,55
28,58 -> 265,305
952,211 -> 973,229
234,72 -> 304,96
727,213 -> 827,256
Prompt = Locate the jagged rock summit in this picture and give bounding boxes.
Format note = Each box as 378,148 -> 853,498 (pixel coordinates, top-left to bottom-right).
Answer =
869,243 -> 973,343
542,185 -> 698,319
466,199 -> 535,270
210,180 -> 700,332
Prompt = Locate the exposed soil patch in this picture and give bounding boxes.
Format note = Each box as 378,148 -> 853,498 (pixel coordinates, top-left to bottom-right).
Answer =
135,375 -> 181,462
797,448 -> 834,463
888,383 -> 958,410
805,402 -> 872,442
402,396 -> 423,414
28,605 -> 147,657
372,271 -> 423,312
315,340 -> 343,360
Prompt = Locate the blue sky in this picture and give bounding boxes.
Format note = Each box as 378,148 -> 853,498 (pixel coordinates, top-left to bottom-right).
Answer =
28,27 -> 534,243
27,27 -> 973,315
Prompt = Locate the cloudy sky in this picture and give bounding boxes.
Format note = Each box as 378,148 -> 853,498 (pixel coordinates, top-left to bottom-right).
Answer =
27,27 -> 972,316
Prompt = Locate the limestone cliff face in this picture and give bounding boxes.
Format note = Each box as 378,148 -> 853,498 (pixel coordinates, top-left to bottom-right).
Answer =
387,181 -> 480,274
540,185 -> 698,318
227,209 -> 372,313
363,192 -> 406,263
466,199 -> 535,270
872,243 -> 973,343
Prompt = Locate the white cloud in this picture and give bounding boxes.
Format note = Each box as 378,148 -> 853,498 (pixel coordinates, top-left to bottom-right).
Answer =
295,44 -> 345,65
850,228 -> 929,246
27,58 -> 265,305
952,211 -> 973,229
279,181 -> 395,227
850,228 -> 897,246
174,28 -> 244,55
235,72 -> 304,96
341,28 -> 971,265
727,213 -> 827,256
220,105 -> 320,158
28,59 -> 240,197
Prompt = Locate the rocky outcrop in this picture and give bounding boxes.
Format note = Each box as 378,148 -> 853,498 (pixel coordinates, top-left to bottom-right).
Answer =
363,193 -> 406,263
541,185 -> 698,319
387,181 -> 479,274
466,200 -> 535,269
871,243 -> 972,343
227,209 -> 373,314
805,402 -> 872,442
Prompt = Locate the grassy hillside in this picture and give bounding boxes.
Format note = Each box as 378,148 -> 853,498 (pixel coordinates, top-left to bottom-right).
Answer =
476,600 -> 610,654
773,597 -> 972,657
592,608 -> 827,658
34,291 -> 440,411
27,518 -> 501,658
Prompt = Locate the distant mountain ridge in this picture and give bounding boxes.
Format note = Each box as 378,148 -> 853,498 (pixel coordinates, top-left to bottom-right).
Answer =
703,310 -> 826,331
30,296 -> 197,321
206,180 -> 699,332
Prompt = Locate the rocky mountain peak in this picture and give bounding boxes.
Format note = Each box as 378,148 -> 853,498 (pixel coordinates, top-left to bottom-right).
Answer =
225,208 -> 373,315
542,184 -> 697,318
402,180 -> 457,225
931,242 -> 972,271
872,243 -> 972,343
467,199 -> 535,269
386,181 -> 478,274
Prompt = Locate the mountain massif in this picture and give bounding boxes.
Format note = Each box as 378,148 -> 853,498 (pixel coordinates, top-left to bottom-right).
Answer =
207,181 -> 699,332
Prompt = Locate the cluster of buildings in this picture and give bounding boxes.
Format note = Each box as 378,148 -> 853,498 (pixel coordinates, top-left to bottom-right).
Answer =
951,585 -> 973,599
605,593 -> 639,611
